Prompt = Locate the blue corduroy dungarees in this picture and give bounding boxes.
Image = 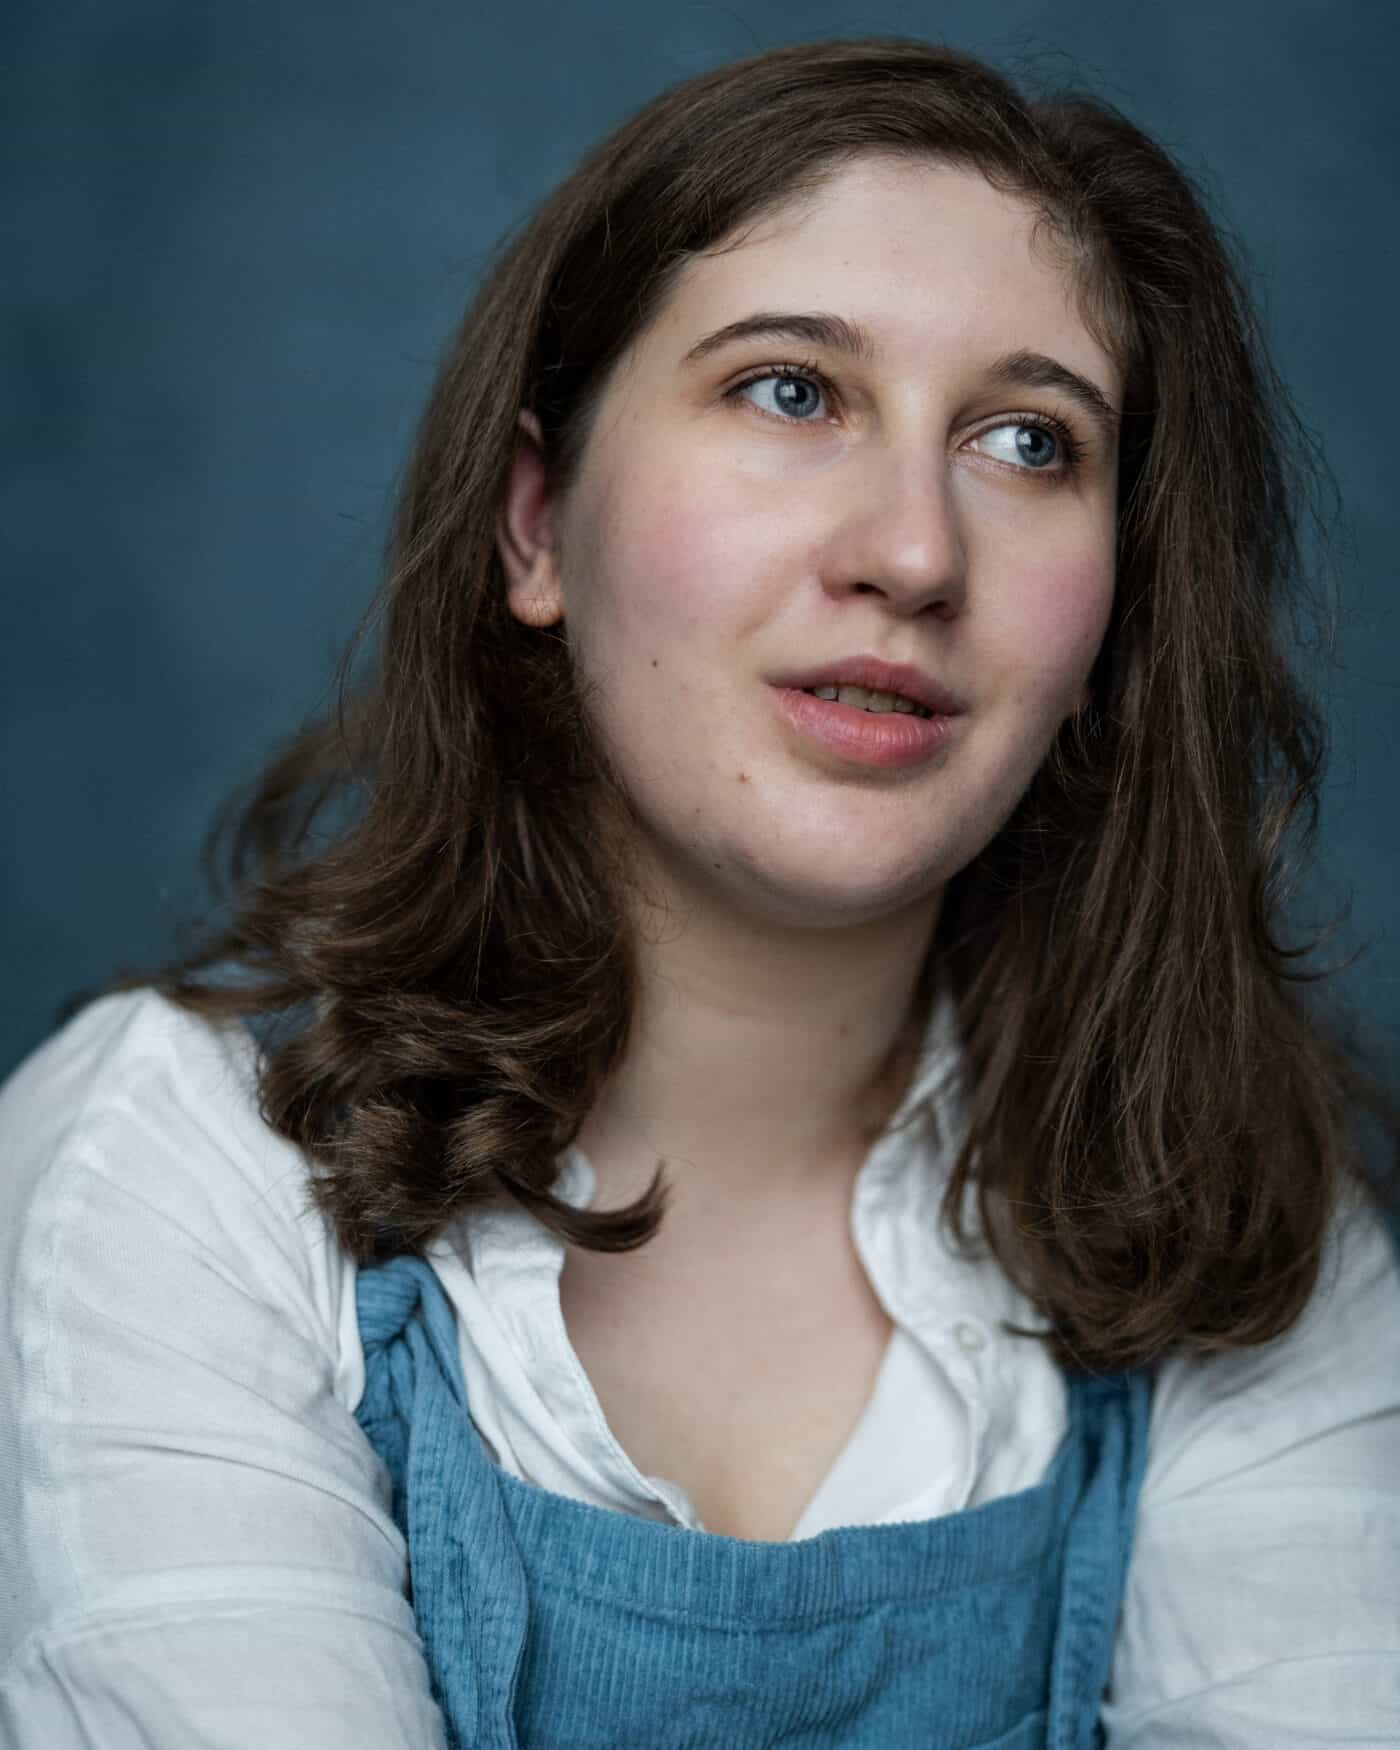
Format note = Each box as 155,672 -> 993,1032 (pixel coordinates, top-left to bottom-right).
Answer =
354,1252 -> 1153,1749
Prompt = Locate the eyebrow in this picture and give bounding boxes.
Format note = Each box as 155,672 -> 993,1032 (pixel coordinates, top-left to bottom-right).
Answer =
680,311 -> 1121,447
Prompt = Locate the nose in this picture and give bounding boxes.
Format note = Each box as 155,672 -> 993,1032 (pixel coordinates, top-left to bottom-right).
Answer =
821,450 -> 968,619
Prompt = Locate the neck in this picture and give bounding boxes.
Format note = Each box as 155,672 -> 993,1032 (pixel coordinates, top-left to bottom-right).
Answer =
576,882 -> 942,1213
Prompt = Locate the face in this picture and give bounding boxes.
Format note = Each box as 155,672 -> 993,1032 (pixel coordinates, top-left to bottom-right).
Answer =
498,156 -> 1120,936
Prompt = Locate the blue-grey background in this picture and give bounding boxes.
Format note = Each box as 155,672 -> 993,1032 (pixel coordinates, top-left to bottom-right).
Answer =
3,0 -> 1396,1087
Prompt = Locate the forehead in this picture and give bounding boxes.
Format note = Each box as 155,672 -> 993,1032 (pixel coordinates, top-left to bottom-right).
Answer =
647,156 -> 1116,394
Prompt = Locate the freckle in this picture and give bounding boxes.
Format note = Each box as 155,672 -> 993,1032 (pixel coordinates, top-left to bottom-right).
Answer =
651,658 -> 659,668
737,771 -> 749,783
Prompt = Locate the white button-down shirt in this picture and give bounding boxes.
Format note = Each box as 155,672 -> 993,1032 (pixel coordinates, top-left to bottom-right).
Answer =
1,987 -> 1397,1747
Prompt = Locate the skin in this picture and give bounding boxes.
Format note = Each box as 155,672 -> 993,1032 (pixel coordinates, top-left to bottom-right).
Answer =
496,154 -> 1121,1237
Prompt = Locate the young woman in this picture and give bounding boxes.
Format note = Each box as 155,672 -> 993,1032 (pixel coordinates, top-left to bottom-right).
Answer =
2,35 -> 1397,1750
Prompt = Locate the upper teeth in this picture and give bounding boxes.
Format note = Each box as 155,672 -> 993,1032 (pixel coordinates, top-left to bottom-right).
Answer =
804,684 -> 931,717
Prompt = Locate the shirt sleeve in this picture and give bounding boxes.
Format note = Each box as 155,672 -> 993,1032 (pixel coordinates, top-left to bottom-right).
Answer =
0,989 -> 450,1750
1101,1177 -> 1400,1746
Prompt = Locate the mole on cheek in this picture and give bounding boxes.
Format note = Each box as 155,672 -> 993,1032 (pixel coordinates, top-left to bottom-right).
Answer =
737,771 -> 749,783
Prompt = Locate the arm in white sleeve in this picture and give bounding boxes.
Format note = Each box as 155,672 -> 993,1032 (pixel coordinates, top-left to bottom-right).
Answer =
0,990 -> 450,1750
1102,1181 -> 1400,1746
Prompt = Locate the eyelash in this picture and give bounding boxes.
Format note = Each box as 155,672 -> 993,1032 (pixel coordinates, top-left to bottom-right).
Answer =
724,358 -> 1090,479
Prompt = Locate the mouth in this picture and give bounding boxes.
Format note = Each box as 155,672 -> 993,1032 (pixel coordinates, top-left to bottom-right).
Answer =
769,683 -> 963,771
766,655 -> 967,719
796,683 -> 936,719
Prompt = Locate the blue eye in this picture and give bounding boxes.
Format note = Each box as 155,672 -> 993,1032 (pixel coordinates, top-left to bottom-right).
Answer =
975,422 -> 1063,470
726,362 -> 1088,477
733,368 -> 828,421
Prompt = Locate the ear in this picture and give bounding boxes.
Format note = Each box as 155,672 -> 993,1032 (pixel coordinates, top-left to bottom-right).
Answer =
497,409 -> 566,628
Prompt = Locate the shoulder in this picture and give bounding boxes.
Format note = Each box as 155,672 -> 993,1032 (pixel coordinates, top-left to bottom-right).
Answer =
1,986 -> 303,1239
1105,1183 -> 1400,1734
1140,1179 -> 1400,1505
0,994 -> 434,1728
0,987 -> 357,1395
3,983 -> 282,1171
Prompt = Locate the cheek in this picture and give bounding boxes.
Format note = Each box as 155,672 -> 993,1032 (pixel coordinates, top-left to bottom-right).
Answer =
588,458 -> 759,656
563,463 -> 750,789
998,550 -> 1115,712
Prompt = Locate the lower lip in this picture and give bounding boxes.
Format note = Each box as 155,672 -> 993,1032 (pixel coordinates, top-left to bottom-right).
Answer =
771,687 -> 962,769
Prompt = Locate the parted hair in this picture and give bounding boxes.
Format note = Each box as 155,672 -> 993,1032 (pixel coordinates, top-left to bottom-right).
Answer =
65,36 -> 1399,1375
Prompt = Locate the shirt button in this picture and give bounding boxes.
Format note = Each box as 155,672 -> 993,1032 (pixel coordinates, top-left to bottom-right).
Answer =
954,1320 -> 986,1353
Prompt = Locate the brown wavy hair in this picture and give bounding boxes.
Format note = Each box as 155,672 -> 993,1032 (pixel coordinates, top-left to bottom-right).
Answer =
63,36 -> 1400,1375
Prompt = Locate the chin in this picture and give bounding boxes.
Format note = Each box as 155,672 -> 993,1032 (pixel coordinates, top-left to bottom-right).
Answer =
717,849 -> 949,931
